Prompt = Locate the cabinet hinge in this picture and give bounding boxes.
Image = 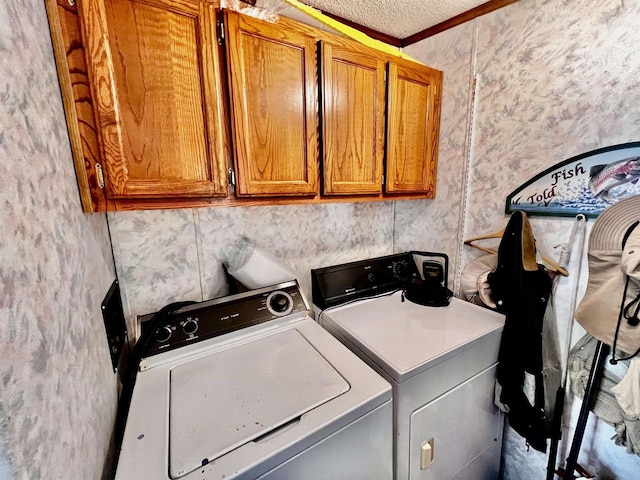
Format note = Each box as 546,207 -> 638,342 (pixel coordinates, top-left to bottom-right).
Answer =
228,168 -> 236,188
96,163 -> 105,189
382,174 -> 385,186
217,19 -> 225,46
384,70 -> 387,82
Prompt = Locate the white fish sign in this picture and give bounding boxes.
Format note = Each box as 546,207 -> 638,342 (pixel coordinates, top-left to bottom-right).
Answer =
506,142 -> 640,218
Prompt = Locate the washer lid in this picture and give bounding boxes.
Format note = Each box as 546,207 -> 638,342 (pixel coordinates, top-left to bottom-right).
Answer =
168,328 -> 350,478
321,293 -> 505,383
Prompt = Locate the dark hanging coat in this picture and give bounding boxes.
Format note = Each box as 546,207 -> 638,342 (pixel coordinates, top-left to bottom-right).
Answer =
488,211 -> 553,452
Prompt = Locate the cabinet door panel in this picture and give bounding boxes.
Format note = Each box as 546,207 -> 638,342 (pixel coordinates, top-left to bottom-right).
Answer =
80,0 -> 227,198
321,43 -> 385,195
226,11 -> 318,196
386,61 -> 442,195
409,366 -> 502,480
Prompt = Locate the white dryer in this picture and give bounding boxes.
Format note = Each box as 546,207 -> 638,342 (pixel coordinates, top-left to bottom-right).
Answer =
312,254 -> 506,480
115,281 -> 392,480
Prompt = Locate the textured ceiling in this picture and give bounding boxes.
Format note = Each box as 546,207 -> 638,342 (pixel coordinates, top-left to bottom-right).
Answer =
299,0 -> 489,38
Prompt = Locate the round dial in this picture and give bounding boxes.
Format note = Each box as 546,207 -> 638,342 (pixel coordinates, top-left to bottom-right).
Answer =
154,326 -> 172,343
393,260 -> 409,281
182,319 -> 198,336
266,291 -> 294,317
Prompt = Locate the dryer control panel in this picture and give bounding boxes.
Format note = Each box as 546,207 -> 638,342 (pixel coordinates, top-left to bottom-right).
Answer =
139,281 -> 307,356
311,253 -> 410,310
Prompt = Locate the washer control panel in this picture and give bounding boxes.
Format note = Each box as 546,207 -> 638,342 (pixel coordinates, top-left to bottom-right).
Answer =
139,282 -> 307,356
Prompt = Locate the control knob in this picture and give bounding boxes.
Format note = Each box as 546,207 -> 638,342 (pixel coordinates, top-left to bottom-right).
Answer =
154,325 -> 172,343
266,291 -> 294,316
182,319 -> 198,336
392,260 -> 409,282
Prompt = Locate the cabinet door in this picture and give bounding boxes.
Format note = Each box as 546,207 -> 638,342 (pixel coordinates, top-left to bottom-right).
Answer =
225,11 -> 319,197
385,61 -> 442,195
321,42 -> 385,195
78,0 -> 228,199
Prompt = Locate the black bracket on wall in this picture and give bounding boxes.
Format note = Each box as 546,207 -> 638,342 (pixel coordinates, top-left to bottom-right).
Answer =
101,279 -> 128,372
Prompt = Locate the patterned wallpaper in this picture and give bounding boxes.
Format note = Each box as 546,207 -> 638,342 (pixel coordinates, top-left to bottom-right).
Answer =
406,0 -> 640,478
108,202 -> 394,323
0,1 -> 117,479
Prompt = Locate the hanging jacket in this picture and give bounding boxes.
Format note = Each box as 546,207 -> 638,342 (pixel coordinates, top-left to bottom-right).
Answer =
488,211 -> 553,452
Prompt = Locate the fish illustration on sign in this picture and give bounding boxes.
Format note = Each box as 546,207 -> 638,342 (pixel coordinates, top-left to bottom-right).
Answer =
588,156 -> 640,202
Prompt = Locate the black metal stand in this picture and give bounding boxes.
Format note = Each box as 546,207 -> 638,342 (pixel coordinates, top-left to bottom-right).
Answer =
545,386 -> 566,480
561,340 -> 610,479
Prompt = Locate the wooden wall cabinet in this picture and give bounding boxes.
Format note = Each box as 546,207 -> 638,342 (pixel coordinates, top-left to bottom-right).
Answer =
224,11 -> 319,197
320,40 -> 442,197
47,1 -> 442,211
321,42 -> 386,195
84,0 -> 231,201
385,60 -> 441,195
47,0 -> 231,211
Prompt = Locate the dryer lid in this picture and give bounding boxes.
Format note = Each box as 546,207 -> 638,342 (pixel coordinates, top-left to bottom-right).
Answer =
321,293 -> 505,383
168,328 -> 349,478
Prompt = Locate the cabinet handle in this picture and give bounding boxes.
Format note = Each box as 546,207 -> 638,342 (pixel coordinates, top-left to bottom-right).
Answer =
228,168 -> 236,188
96,163 -> 105,189
217,19 -> 225,46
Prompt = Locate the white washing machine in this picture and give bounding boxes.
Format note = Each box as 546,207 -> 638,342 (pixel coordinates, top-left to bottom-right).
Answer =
312,254 -> 506,480
115,281 -> 392,480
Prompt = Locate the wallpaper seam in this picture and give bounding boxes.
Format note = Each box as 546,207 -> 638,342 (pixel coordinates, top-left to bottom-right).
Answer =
193,208 -> 206,301
392,200 -> 397,253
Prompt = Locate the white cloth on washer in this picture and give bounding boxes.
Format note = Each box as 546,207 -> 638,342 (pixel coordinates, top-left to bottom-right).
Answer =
612,356 -> 640,418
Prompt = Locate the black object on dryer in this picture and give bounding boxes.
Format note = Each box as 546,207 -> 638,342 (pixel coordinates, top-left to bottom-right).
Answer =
311,251 -> 453,310
403,251 -> 452,307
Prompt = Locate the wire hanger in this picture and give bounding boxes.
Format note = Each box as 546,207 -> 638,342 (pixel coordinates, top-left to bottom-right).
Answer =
464,228 -> 569,277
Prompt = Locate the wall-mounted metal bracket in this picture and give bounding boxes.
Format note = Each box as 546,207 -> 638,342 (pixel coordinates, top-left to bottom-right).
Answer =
101,279 -> 128,373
